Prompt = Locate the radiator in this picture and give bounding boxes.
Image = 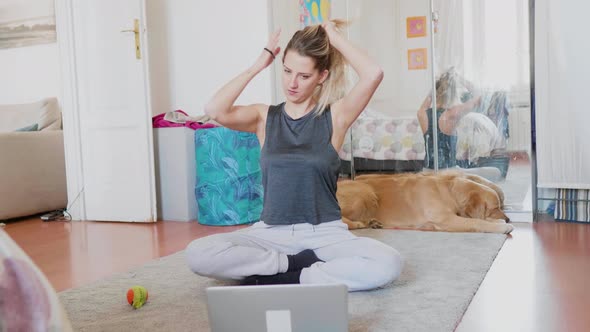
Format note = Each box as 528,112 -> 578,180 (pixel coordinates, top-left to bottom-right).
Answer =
506,105 -> 531,152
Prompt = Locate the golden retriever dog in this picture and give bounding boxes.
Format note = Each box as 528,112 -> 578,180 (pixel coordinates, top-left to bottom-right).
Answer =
337,171 -> 513,234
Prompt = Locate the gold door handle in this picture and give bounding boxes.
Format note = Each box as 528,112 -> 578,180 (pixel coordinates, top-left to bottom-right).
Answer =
120,19 -> 141,59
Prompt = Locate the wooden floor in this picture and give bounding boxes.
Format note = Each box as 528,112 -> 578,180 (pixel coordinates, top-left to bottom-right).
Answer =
4,217 -> 590,332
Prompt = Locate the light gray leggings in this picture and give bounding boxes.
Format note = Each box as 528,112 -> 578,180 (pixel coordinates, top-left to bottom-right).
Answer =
185,220 -> 403,292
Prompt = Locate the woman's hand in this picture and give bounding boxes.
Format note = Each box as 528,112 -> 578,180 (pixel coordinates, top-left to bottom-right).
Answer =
252,29 -> 281,72
321,20 -> 340,42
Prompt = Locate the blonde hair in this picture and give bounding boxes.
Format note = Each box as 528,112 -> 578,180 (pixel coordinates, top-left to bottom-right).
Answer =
283,20 -> 348,115
435,68 -> 463,108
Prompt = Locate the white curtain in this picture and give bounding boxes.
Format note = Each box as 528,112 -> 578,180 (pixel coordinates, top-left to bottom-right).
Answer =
432,0 -> 465,77
433,0 -> 529,94
535,0 -> 590,189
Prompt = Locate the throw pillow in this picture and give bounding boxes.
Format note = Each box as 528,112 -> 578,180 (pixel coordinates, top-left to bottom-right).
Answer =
37,98 -> 62,131
0,229 -> 73,331
14,123 -> 39,132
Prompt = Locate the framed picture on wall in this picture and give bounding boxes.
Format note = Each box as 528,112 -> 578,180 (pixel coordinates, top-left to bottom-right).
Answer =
406,16 -> 427,38
300,0 -> 331,28
408,48 -> 427,70
0,0 -> 56,49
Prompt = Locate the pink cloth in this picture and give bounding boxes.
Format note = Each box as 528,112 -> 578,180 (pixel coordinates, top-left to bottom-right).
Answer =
186,121 -> 217,130
152,110 -> 217,130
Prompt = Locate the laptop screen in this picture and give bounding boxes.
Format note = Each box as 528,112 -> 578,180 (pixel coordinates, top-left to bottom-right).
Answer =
206,284 -> 348,332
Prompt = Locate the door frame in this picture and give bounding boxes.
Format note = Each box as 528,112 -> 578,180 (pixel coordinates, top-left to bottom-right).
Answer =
55,0 -> 157,221
55,0 -> 85,220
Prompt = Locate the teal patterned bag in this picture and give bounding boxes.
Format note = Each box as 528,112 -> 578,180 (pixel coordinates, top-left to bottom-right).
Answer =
194,127 -> 263,225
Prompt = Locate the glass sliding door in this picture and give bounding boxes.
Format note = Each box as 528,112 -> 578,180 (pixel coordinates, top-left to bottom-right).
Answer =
271,0 -> 533,221
336,0 -> 433,178
431,0 -> 533,219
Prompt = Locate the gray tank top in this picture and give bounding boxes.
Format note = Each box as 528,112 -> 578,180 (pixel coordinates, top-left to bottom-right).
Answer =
260,102 -> 342,225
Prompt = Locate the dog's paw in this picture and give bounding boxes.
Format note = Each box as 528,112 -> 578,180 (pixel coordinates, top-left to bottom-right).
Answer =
369,219 -> 383,229
502,224 -> 514,234
348,221 -> 366,230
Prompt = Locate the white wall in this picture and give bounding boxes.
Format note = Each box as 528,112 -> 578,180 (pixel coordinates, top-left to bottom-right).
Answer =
345,0 -> 401,116
0,43 -> 61,103
396,0 -> 431,117
146,0 -> 273,116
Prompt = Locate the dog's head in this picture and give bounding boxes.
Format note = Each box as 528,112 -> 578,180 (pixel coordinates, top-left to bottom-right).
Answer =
487,206 -> 510,222
464,191 -> 509,222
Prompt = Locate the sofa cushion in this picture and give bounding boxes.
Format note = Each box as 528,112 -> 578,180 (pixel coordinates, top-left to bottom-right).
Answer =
0,131 -> 67,220
0,98 -> 61,133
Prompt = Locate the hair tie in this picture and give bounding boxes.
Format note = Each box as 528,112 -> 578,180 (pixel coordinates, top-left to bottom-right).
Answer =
263,47 -> 275,60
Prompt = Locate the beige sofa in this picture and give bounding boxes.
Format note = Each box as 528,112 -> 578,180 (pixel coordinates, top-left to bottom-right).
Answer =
0,98 -> 67,220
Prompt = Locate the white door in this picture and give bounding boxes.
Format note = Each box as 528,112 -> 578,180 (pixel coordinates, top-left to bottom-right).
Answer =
72,0 -> 156,222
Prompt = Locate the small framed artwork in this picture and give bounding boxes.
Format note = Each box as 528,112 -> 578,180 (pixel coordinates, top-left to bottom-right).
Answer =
406,16 -> 427,38
408,48 -> 427,70
0,0 -> 56,49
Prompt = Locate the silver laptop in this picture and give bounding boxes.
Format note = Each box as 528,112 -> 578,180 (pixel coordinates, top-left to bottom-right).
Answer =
206,284 -> 348,332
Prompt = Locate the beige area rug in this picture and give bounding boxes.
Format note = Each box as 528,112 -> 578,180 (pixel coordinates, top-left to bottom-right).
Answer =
59,229 -> 506,332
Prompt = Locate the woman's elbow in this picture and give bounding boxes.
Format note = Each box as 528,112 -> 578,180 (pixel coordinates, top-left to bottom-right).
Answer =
371,67 -> 384,84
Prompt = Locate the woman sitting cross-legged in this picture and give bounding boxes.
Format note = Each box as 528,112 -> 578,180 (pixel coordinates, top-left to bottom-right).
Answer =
185,21 -> 403,292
